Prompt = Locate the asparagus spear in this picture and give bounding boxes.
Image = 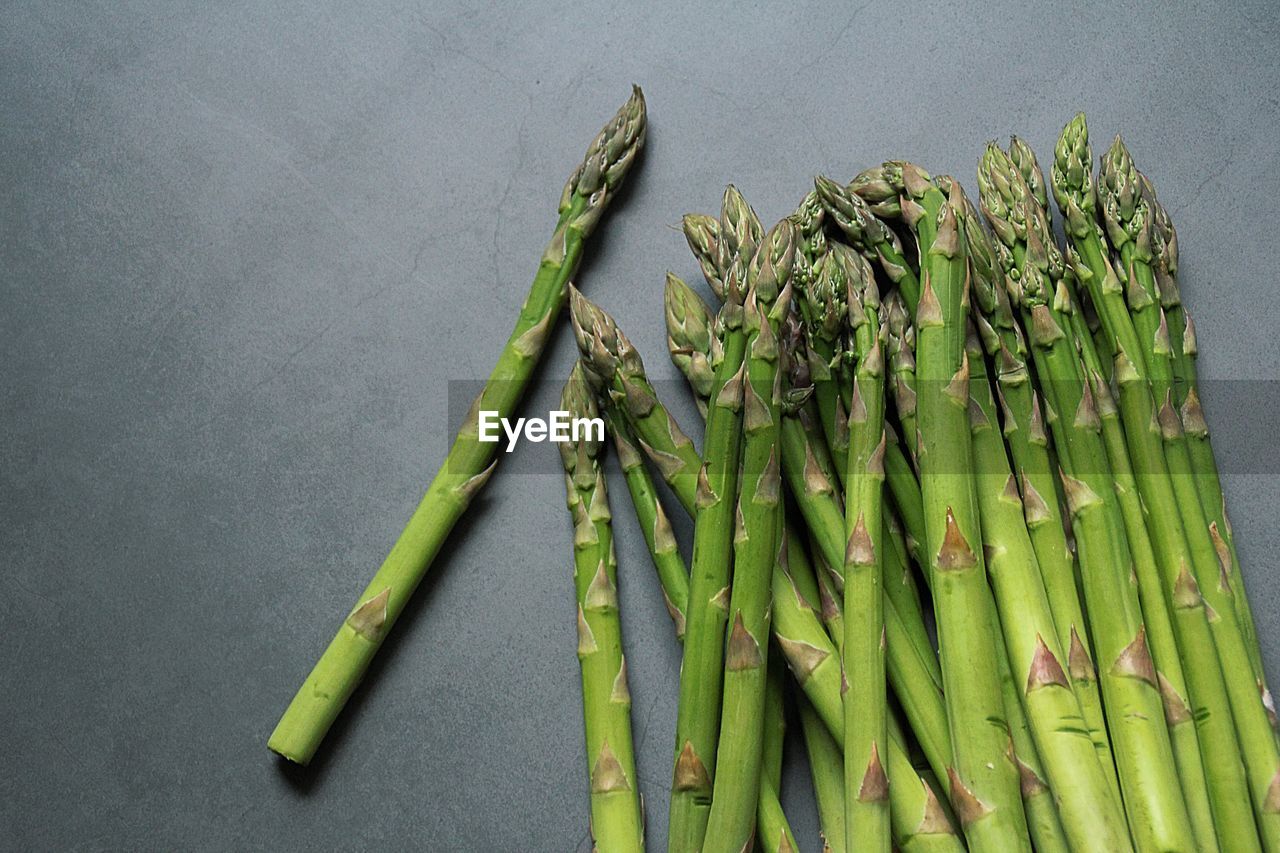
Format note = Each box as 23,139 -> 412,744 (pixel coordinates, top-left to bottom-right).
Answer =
667,185 -> 760,851
560,364 -> 644,852
964,323 -> 1132,851
1141,177 -> 1267,679
995,138 -> 1222,847
838,248 -> 891,852
702,219 -> 795,852
969,156 -> 1120,798
606,406 -> 688,639
268,88 -> 646,765
758,653 -> 800,853
895,164 -> 1031,851
994,180 -> 1198,850
797,693 -> 847,853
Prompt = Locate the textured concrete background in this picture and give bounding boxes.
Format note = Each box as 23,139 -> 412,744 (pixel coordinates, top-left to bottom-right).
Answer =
3,1 -> 1279,849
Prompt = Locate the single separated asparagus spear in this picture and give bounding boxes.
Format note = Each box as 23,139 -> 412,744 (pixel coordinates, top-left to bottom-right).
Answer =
268,88 -> 646,765
892,163 -> 1031,851
838,248 -> 891,852
703,219 -> 795,852
560,364 -> 644,852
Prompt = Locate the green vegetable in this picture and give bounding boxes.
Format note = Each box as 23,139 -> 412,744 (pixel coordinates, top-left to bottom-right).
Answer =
559,364 -> 644,852
268,88 -> 646,766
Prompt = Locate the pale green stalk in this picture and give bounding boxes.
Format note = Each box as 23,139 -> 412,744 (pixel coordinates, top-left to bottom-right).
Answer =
894,163 -> 1030,851
839,249 -> 890,852
703,219 -> 794,852
560,365 -> 644,851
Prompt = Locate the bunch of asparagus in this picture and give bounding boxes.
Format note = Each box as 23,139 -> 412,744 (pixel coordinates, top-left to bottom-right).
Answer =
563,121 -> 1277,850
269,88 -> 1277,852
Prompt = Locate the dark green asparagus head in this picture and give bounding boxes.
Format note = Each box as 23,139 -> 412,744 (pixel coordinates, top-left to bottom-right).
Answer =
1138,171 -> 1180,306
682,213 -> 723,301
559,86 -> 648,220
850,161 -> 912,220
568,287 -> 645,394
780,310 -> 815,412
717,185 -> 764,310
806,248 -> 853,349
1051,113 -> 1097,238
791,190 -> 828,262
747,219 -> 799,314
813,175 -> 909,285
665,272 -> 720,401
977,142 -> 1032,259
1098,135 -> 1153,260
1008,136 -> 1050,213
558,361 -> 604,479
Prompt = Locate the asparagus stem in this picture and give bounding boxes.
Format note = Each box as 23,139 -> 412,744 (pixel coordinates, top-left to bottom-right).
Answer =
757,653 -> 798,853
703,219 -> 795,852
560,365 -> 645,852
267,88 -> 646,765
1142,177 -> 1267,680
662,186 -> 760,852
897,164 -> 1031,851
995,159 -> 1197,849
837,248 -> 891,852
606,407 -> 688,639
965,324 -> 1132,851
798,693 -> 847,852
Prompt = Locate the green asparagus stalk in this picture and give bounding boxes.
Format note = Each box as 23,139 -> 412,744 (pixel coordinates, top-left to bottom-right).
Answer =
268,88 -> 646,765
606,406 -> 688,639
666,185 -> 760,851
838,249 -> 891,852
702,219 -> 794,852
897,164 -> 1030,851
965,325 -> 1132,851
995,138 -> 1222,846
560,364 -> 644,852
993,186 -> 1197,850
798,694 -> 847,853
1053,118 -> 1270,848
966,168 -> 1120,799
758,653 -> 799,853
1141,176 -> 1267,680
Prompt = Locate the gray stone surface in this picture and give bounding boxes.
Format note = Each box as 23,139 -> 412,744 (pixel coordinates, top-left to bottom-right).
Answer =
3,1 -> 1279,849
